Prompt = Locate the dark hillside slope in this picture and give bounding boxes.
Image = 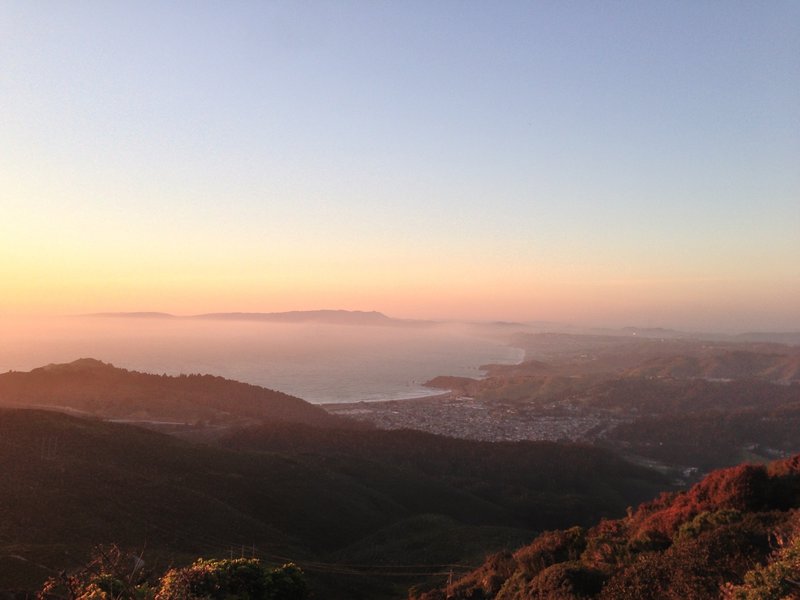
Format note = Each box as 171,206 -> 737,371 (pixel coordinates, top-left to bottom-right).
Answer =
0,409 -> 502,595
414,455 -> 800,599
220,424 -> 668,532
0,358 -> 344,427
1,411 -> 666,599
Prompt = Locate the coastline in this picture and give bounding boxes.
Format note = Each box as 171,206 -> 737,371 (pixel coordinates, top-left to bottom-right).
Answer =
319,342 -> 525,407
320,340 -> 525,407
323,391 -> 453,413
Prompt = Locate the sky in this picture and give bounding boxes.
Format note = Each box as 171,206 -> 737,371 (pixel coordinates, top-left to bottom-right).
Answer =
2,1 -> 799,331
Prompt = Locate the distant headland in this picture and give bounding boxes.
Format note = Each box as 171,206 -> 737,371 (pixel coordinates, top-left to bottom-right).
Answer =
85,309 -> 433,327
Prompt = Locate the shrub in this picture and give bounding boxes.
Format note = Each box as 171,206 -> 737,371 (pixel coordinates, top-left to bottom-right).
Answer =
156,558 -> 307,600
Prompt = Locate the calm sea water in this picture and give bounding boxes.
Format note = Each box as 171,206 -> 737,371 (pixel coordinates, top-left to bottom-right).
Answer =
0,318 -> 523,403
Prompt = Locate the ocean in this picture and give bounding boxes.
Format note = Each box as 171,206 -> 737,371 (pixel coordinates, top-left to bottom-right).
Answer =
0,317 -> 523,403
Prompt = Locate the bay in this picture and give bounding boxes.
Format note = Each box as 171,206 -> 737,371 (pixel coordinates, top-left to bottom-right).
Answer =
0,317 -> 523,403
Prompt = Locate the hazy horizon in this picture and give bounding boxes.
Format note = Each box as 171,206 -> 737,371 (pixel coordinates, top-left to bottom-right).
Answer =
2,309 -> 799,336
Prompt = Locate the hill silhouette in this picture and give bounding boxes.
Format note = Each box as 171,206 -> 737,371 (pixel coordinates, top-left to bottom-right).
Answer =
413,454 -> 800,599
0,358 -> 344,427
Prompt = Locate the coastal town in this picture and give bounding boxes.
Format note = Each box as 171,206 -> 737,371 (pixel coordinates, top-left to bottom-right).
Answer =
325,392 -> 619,443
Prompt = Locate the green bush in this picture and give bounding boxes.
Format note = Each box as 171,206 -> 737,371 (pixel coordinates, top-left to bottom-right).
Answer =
39,550 -> 307,600
156,558 -> 307,600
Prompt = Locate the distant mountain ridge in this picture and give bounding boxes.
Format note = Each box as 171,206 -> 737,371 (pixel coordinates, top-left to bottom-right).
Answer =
87,311 -> 177,319
624,350 -> 800,384
505,332 -> 800,379
86,309 -> 432,326
82,313 -> 800,339
194,309 -> 393,324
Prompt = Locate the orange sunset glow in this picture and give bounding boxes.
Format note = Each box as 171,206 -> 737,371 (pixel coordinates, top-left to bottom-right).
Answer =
2,1 -> 798,331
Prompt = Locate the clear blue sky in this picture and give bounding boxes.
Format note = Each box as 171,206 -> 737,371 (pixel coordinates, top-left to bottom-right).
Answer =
2,1 -> 799,330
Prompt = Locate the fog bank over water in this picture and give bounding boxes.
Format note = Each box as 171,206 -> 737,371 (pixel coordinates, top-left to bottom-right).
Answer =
0,317 -> 523,403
